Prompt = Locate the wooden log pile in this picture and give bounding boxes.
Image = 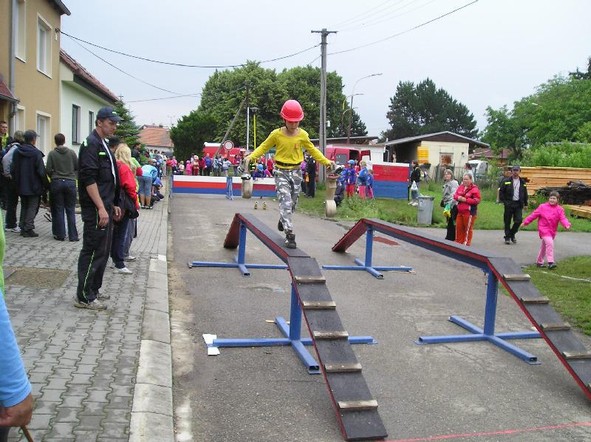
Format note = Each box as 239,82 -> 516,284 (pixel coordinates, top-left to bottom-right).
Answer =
535,180 -> 591,205
520,166 -> 591,193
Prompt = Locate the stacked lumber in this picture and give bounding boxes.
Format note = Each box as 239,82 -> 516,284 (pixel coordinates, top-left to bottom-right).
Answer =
565,205 -> 591,220
520,167 -> 591,195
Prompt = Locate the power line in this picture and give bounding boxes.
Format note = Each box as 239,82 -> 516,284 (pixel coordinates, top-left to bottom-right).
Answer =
126,94 -> 201,103
330,0 -> 410,29
61,31 -> 319,69
329,0 -> 479,56
60,1 -> 478,105
71,38 -> 184,95
338,0 -> 440,32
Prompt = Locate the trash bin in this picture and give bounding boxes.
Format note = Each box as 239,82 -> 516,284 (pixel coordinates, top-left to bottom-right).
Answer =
417,195 -> 434,225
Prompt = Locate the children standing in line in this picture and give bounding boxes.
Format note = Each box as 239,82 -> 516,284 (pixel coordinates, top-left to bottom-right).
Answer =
366,169 -> 374,199
357,161 -> 370,199
521,191 -> 571,269
343,160 -> 357,198
243,100 -> 335,249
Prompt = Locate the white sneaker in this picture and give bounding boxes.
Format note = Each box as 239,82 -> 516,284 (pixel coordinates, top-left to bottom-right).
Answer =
124,255 -> 136,262
116,267 -> 133,274
73,298 -> 107,311
6,227 -> 21,233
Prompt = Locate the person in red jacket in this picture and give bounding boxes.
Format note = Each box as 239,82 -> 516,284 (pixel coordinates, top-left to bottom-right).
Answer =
111,144 -> 140,274
453,173 -> 481,246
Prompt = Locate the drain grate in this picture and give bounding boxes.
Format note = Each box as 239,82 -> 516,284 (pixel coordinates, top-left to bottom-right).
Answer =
6,267 -> 71,289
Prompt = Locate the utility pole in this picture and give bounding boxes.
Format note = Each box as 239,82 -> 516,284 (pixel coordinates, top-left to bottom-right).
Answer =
245,82 -> 250,151
312,28 -> 336,183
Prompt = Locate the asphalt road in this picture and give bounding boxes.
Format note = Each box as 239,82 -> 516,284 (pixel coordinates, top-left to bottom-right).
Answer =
168,194 -> 591,442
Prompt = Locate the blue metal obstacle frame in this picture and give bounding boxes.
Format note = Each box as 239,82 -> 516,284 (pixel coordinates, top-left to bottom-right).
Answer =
188,222 -> 287,276
330,218 -> 543,365
322,225 -> 413,279
195,214 -> 377,374
211,283 -> 375,374
416,270 -> 541,364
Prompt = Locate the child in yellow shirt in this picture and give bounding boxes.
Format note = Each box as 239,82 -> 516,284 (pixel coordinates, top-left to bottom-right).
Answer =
244,100 -> 334,249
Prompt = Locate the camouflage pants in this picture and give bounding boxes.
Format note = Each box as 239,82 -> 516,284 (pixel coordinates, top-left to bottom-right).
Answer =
274,168 -> 302,233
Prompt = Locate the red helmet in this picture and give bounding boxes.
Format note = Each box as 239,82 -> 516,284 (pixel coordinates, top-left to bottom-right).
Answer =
280,100 -> 304,122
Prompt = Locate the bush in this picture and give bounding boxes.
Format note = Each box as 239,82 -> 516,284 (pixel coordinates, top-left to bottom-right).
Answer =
524,142 -> 591,168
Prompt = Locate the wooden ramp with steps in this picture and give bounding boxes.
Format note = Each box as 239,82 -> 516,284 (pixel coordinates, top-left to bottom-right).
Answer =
223,214 -> 387,441
332,218 -> 591,401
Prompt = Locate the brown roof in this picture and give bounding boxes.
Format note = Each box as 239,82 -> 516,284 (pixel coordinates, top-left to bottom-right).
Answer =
139,125 -> 173,148
50,0 -> 71,15
0,77 -> 18,103
470,147 -> 511,160
384,131 -> 489,149
60,50 -> 119,103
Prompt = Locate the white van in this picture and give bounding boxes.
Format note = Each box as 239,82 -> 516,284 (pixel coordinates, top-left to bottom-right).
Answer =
467,160 -> 489,179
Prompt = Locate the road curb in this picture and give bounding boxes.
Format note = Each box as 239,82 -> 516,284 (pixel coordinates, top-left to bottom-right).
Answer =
130,196 -> 173,442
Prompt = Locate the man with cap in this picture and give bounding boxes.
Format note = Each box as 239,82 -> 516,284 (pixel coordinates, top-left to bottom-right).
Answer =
498,165 -> 528,245
75,106 -> 122,310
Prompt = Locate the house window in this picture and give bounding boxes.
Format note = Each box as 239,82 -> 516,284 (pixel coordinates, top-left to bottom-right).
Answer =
72,105 -> 81,144
16,0 -> 26,60
88,111 -> 95,137
37,16 -> 52,75
36,113 -> 50,155
15,107 -> 25,132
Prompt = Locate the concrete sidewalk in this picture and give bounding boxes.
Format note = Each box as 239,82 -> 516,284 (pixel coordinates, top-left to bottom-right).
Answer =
3,197 -> 173,442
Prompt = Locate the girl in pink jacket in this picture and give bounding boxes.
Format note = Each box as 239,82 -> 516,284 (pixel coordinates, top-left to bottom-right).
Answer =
521,191 -> 571,269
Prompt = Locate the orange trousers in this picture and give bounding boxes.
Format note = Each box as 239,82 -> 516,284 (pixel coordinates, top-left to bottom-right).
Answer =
455,213 -> 477,246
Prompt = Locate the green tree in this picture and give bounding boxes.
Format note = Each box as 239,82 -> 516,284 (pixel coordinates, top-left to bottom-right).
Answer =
113,101 -> 141,146
169,110 -> 217,161
199,61 -> 285,148
569,57 -> 591,80
277,66 -> 365,138
481,105 -> 525,161
483,72 -> 591,158
515,77 -> 591,146
383,78 -> 478,140
181,62 -> 362,150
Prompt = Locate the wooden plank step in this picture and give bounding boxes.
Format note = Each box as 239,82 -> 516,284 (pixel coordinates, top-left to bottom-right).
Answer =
305,310 -> 346,335
315,340 -> 362,369
503,273 -> 531,281
296,283 -> 334,306
302,300 -> 336,310
520,296 -> 550,305
338,400 -> 378,411
541,322 -> 572,331
562,351 -> 591,360
294,275 -> 326,284
324,362 -> 362,373
313,330 -> 349,340
341,411 -> 388,440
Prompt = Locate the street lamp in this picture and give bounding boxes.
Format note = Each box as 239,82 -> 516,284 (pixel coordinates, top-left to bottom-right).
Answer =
347,73 -> 382,143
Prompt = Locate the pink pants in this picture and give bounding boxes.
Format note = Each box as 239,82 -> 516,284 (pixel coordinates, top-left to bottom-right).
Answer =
358,185 -> 366,199
537,236 -> 555,264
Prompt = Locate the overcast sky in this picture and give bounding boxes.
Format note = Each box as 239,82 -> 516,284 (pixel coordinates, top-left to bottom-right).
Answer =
60,0 -> 591,139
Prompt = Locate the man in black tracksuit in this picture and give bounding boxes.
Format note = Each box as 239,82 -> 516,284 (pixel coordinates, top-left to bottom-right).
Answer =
498,165 -> 528,245
75,107 -> 122,310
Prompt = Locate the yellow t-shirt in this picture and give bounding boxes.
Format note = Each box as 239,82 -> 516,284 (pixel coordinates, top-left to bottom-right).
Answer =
249,128 -> 331,167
